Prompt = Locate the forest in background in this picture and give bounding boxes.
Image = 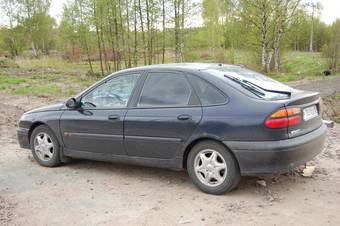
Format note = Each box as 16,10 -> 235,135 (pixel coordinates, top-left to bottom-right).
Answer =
0,0 -> 339,77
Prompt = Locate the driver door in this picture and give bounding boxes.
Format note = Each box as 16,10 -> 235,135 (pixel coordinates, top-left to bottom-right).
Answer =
60,73 -> 140,156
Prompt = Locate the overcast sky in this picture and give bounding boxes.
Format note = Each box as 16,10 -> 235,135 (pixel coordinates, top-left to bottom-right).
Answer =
1,0 -> 339,26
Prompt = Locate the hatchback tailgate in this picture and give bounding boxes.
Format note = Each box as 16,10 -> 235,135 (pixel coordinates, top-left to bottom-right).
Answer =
285,90 -> 323,138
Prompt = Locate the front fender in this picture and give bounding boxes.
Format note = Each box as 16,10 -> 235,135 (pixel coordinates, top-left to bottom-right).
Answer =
18,111 -> 64,147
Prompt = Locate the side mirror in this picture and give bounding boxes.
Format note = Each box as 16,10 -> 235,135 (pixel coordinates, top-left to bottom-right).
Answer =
65,98 -> 79,109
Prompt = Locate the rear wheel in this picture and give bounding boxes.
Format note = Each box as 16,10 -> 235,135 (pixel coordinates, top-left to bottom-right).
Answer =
30,125 -> 61,167
187,141 -> 240,195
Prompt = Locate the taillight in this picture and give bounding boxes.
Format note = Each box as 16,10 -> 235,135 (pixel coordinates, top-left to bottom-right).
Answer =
265,107 -> 302,129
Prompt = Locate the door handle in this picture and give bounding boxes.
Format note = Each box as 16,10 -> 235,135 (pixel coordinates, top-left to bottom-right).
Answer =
108,115 -> 120,120
177,114 -> 191,120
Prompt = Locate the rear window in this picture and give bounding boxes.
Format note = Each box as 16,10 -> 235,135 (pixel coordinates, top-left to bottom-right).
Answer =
138,72 -> 192,107
188,75 -> 227,105
205,67 -> 294,100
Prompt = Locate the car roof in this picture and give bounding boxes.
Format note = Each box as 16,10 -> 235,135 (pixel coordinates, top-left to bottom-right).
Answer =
116,63 -> 246,74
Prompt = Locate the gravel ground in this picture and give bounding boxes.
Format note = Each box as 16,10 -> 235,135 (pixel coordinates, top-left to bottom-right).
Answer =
0,76 -> 340,226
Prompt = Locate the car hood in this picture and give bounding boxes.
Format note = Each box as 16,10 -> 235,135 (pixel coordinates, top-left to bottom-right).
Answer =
25,103 -> 64,114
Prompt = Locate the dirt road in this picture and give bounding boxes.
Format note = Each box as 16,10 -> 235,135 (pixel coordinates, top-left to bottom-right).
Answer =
1,77 -> 340,226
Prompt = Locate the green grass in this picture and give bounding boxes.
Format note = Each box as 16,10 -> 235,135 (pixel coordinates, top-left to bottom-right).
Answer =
336,92 -> 340,100
0,72 -> 99,97
272,74 -> 303,83
0,75 -> 27,85
14,85 -> 61,95
0,51 -> 335,97
0,75 -> 28,91
182,50 -> 328,82
272,51 -> 329,82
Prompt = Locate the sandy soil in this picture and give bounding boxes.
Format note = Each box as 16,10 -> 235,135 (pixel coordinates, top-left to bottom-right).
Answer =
0,77 -> 340,226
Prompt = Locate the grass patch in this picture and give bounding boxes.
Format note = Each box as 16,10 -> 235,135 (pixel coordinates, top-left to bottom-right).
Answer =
336,92 -> 340,100
0,51 -> 333,97
0,75 -> 28,90
0,75 -> 27,85
280,52 -> 328,77
14,85 -> 61,95
271,74 -> 304,83
0,73 -> 97,97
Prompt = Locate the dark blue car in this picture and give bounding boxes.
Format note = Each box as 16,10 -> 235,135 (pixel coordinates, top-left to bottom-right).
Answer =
17,63 -> 327,194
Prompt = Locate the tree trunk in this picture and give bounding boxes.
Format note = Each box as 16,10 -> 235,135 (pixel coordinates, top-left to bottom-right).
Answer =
180,0 -> 184,61
108,16 -> 117,71
79,0 -> 93,74
118,0 -> 127,68
31,41 -> 38,58
84,39 -> 94,74
260,1 -> 268,71
174,0 -> 181,63
138,0 -> 147,65
112,3 -> 121,70
100,15 -> 110,73
93,2 -> 105,76
145,0 -> 152,65
309,7 -> 314,52
273,30 -> 283,72
162,0 -> 165,64
126,0 -> 132,68
133,0 -> 138,66
265,51 -> 273,72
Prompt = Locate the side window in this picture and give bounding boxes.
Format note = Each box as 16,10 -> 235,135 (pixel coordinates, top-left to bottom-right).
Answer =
138,72 -> 192,107
188,75 -> 227,105
81,73 -> 140,108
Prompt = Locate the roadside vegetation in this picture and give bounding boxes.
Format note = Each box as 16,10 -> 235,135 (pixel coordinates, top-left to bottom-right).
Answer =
0,0 -> 339,98
0,50 -> 337,97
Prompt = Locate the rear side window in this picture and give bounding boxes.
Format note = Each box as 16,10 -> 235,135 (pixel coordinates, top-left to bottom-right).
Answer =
138,72 -> 192,107
188,75 -> 227,105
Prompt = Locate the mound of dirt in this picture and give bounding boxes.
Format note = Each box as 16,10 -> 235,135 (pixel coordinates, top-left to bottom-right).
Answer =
323,92 -> 340,123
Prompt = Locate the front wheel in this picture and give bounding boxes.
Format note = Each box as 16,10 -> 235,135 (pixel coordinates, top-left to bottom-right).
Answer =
187,141 -> 240,195
30,125 -> 61,167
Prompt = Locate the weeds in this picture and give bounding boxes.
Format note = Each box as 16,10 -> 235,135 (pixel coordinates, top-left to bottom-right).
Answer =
0,51 -> 336,97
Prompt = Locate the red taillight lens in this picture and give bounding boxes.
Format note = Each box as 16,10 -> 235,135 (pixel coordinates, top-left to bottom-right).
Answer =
265,117 -> 289,128
265,107 -> 302,129
288,115 -> 302,126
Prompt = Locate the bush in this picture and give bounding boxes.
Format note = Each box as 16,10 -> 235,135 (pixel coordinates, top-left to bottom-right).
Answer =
184,51 -> 201,62
85,70 -> 101,78
0,57 -> 19,68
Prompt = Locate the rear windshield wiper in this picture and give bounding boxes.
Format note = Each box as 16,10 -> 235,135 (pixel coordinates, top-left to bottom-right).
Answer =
224,74 -> 266,98
224,74 -> 291,98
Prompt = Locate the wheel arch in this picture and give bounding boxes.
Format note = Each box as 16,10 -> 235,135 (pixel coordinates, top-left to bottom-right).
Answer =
28,121 -> 47,144
182,137 -> 240,170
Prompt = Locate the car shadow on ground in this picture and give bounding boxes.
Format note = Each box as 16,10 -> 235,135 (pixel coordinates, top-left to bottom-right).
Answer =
62,158 -> 302,196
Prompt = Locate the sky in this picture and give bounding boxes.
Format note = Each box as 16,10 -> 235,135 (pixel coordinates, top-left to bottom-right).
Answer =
308,0 -> 340,24
1,0 -> 340,26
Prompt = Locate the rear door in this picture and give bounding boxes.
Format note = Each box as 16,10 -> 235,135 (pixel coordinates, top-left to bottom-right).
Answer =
124,71 -> 202,159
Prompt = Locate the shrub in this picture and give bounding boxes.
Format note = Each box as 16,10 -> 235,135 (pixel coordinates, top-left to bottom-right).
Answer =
0,57 -> 19,68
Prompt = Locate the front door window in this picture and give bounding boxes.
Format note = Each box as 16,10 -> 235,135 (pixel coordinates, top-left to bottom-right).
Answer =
81,73 -> 140,109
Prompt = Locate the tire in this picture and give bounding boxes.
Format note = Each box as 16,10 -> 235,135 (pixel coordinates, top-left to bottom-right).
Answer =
187,141 -> 240,195
30,125 -> 61,167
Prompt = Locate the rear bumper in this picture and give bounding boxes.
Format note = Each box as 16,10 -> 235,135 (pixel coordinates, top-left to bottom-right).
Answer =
17,127 -> 30,149
224,124 -> 327,175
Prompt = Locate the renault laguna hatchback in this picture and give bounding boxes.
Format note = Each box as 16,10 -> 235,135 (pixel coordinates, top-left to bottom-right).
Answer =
17,63 -> 327,194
